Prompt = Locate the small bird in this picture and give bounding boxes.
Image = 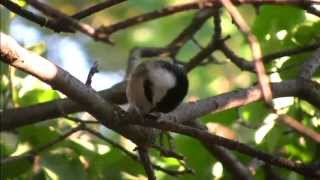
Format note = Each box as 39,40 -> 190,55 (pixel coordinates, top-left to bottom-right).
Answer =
126,60 -> 189,116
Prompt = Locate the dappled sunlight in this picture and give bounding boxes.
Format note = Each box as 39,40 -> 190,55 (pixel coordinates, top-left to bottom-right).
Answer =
207,122 -> 237,140
132,27 -> 154,43
273,97 -> 294,110
276,30 -> 288,40
211,161 -> 223,179
208,76 -> 232,94
254,113 -> 277,144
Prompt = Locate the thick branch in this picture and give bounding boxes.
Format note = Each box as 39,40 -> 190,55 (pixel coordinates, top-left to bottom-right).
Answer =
300,47 -> 320,79
0,32 -> 156,145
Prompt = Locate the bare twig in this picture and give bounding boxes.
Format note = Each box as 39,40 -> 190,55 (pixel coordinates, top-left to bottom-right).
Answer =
185,36 -> 230,72
191,37 -> 220,65
26,0 -> 112,43
71,0 -> 127,19
220,42 -> 255,71
167,8 -> 215,56
137,147 -> 156,180
221,0 -> 272,105
264,43 -> 320,64
278,114 -> 320,143
136,119 -> 320,178
0,0 -> 73,32
97,3 -> 213,36
85,61 -> 99,87
151,144 -> 185,160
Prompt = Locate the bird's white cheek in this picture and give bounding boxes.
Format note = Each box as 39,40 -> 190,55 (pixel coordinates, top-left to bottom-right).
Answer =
148,69 -> 176,105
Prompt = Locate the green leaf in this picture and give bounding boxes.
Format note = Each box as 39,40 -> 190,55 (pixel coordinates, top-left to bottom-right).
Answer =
173,136 -> 214,180
253,5 -> 305,41
18,89 -> 60,106
0,132 -> 19,157
18,125 -> 60,147
202,108 -> 238,125
239,102 -> 269,123
87,148 -> 143,179
41,153 -> 87,180
0,158 -> 32,178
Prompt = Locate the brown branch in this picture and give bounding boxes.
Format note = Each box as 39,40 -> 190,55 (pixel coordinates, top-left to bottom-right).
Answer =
1,33 -> 320,178
264,43 -> 320,64
221,0 -> 272,106
136,119 -> 320,178
302,3 -> 320,17
220,42 -> 255,71
71,0 -> 127,20
0,0 -> 73,32
184,36 -> 229,72
278,114 -> 320,143
0,32 -> 158,146
167,8 -> 215,56
2,79 -> 319,130
299,47 -> 320,79
220,42 -> 320,72
96,0 -> 320,36
97,3 -> 210,36
0,81 -> 127,131
26,0 -> 112,43
137,147 -> 156,180
191,37 -> 220,65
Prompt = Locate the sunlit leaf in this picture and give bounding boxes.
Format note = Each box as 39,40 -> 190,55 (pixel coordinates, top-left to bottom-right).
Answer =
42,153 -> 87,180
18,89 -> 60,106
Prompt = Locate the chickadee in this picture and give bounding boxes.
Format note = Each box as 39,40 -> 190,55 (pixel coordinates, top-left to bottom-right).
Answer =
126,60 -> 188,115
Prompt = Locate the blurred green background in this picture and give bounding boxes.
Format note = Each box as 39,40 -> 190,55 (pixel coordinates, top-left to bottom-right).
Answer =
1,0 -> 319,179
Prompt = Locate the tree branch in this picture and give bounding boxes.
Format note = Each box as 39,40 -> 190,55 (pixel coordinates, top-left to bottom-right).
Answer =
136,119 -> 320,178
26,0 -> 112,43
300,47 -> 320,79
0,32 -> 157,145
71,0 -> 127,20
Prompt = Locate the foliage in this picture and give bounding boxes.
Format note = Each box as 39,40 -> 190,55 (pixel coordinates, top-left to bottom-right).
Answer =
0,1 -> 319,180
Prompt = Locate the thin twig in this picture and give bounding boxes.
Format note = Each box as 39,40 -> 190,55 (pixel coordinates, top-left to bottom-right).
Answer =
71,0 -> 127,19
26,0 -> 112,43
137,147 -> 156,180
136,118 -> 320,178
185,35 -> 230,72
85,61 -> 99,87
278,114 -> 320,143
0,0 -> 73,32
264,43 -> 320,64
221,0 -> 273,105
167,8 -> 215,56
